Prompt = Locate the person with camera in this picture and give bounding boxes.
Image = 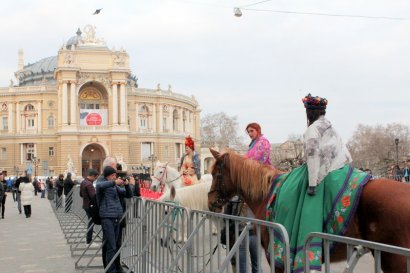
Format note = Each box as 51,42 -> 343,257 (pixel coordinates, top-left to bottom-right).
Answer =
96,165 -> 133,273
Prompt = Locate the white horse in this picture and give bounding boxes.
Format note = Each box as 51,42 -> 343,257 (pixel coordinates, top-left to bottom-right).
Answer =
150,161 -> 212,192
158,181 -> 218,242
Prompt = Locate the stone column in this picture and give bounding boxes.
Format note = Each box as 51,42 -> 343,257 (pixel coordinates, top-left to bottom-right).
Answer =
62,82 -> 68,125
112,83 -> 118,125
8,102 -> 13,133
37,101 -> 42,133
135,102 -> 139,131
159,104 -> 163,132
152,104 -> 156,132
179,108 -> 183,132
70,82 -> 77,126
119,83 -> 126,125
16,102 -> 20,133
20,143 -> 23,164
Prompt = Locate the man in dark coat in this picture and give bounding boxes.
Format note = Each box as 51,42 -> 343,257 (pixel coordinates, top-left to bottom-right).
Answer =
0,172 -> 4,219
96,166 -> 132,273
80,169 -> 99,245
63,173 -> 76,213
1,172 -> 8,219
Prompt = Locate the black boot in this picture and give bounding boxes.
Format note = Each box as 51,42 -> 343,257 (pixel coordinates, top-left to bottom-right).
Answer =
307,186 -> 317,196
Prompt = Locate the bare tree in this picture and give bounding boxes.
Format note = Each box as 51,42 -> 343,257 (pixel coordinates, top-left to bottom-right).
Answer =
201,112 -> 246,150
347,123 -> 410,176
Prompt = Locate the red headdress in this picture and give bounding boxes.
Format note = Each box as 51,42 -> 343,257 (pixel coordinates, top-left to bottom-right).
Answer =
185,136 -> 195,150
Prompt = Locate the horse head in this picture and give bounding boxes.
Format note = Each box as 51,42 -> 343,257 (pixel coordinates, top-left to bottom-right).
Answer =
151,161 -> 182,192
208,148 -> 237,213
151,161 -> 168,191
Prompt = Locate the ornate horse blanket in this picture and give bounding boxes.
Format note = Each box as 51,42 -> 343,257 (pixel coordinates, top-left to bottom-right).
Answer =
266,164 -> 371,272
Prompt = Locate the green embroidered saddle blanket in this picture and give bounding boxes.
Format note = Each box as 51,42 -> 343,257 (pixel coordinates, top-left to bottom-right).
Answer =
266,164 -> 371,272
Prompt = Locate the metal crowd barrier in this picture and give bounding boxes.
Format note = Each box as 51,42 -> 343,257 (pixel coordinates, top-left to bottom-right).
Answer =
304,232 -> 410,273
50,186 -> 104,271
50,183 -> 410,273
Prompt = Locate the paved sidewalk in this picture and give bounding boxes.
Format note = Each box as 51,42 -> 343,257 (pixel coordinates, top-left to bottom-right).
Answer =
0,192 -> 100,273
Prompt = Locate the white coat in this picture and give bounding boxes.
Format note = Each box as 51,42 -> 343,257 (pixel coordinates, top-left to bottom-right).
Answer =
19,182 -> 34,205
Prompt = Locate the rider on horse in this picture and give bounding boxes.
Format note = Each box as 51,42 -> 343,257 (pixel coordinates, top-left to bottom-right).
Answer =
302,93 -> 352,195
180,136 -> 201,185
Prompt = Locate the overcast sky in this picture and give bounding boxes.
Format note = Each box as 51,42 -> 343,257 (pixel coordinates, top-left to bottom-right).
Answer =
0,0 -> 409,144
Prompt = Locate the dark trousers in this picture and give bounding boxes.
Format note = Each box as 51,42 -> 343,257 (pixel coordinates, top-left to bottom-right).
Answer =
23,205 -> 31,217
12,189 -> 16,202
1,194 -> 6,218
84,208 -> 94,244
16,192 -> 22,213
101,218 -> 121,273
102,226 -> 124,271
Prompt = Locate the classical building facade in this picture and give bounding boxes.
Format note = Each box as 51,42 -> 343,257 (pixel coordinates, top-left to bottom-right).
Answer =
0,26 -> 201,178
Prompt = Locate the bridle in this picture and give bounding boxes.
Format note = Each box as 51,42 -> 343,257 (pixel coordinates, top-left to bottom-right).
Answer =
208,155 -> 229,211
152,163 -> 182,189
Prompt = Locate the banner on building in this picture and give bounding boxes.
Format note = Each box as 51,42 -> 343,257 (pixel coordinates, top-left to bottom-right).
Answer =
79,109 -> 108,126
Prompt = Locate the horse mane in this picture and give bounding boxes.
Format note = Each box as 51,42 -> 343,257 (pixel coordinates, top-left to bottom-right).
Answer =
226,151 -> 280,201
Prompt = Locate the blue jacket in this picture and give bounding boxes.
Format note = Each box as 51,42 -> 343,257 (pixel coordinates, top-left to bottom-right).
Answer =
96,178 -> 132,219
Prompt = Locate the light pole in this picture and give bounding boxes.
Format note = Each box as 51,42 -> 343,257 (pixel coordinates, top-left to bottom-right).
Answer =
148,154 -> 157,175
32,156 -> 40,177
395,138 -> 399,167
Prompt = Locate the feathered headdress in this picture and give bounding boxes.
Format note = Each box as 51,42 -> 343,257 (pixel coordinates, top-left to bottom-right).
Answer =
302,93 -> 328,110
185,136 -> 195,150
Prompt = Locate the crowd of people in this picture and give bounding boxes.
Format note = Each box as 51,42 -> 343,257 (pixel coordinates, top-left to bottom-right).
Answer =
1,93 -> 407,273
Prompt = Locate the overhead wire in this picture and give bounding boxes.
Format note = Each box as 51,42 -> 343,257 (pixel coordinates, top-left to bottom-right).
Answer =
241,7 -> 410,21
164,0 -> 410,21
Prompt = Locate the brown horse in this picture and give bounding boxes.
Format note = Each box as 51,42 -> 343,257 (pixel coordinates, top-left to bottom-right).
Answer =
207,149 -> 410,273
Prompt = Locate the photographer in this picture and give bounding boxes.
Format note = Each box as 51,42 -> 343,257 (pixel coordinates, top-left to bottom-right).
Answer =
96,166 -> 133,273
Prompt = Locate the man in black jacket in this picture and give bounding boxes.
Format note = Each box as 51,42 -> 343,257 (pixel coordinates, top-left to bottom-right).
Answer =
80,169 -> 99,246
97,166 -> 133,273
14,176 -> 22,214
1,172 -> 8,219
0,172 -> 4,219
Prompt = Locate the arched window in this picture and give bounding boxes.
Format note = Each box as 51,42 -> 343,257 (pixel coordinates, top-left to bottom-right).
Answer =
139,105 -> 149,129
47,116 -> 55,129
24,104 -> 35,111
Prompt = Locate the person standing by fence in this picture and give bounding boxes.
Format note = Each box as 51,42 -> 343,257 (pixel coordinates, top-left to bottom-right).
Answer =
97,166 -> 133,273
64,173 -> 75,213
80,168 -> 99,247
239,122 -> 272,273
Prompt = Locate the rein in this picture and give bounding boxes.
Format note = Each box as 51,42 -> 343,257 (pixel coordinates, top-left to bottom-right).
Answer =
209,155 -> 230,211
152,163 -> 183,188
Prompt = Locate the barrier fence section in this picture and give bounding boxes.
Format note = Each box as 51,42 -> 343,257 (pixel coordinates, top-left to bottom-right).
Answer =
51,185 -> 410,273
304,232 -> 410,273
50,186 -> 104,271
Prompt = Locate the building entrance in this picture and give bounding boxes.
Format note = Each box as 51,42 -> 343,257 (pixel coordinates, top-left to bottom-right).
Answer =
81,144 -> 106,177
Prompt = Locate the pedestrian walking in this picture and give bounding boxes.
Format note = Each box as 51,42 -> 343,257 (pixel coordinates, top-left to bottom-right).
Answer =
0,172 -> 4,219
1,172 -> 8,219
19,176 -> 34,218
14,176 -> 22,214
40,179 -> 46,198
